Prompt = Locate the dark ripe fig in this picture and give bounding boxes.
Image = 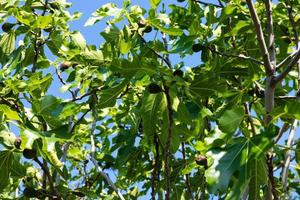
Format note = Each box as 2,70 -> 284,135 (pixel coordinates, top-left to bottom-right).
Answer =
23,148 -> 37,159
195,155 -> 208,169
147,83 -> 162,94
23,187 -> 37,198
138,20 -> 147,28
192,43 -> 204,53
177,0 -> 185,2
2,22 -> 15,32
143,26 -> 152,33
14,137 -> 22,149
173,69 -> 184,77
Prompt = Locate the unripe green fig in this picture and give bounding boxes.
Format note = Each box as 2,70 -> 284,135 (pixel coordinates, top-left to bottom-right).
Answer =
173,69 -> 184,77
192,43 -> 204,52
2,23 -> 15,32
23,148 -> 37,159
60,61 -> 77,71
147,83 -> 162,94
14,137 -> 22,149
195,155 -> 208,169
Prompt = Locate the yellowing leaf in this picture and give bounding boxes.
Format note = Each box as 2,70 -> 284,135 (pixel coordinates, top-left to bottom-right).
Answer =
34,15 -> 52,29
150,0 -> 161,8
0,104 -> 21,121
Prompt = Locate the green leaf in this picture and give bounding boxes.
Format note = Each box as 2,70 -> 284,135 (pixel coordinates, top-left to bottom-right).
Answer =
141,93 -> 166,144
230,21 -> 249,36
284,100 -> 300,119
0,31 -> 15,55
70,31 -> 86,49
119,39 -> 131,54
41,138 -> 63,168
206,136 -> 272,194
98,79 -> 130,109
188,76 -> 224,98
248,158 -> 266,200
206,145 -> 242,194
0,104 -> 21,121
32,95 -> 64,128
218,107 -> 244,134
150,19 -> 183,36
84,3 -> 122,26
0,150 -> 13,191
111,58 -> 157,78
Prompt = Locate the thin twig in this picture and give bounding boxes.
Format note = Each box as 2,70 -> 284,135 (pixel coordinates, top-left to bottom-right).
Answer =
274,123 -> 290,144
89,94 -> 125,200
281,120 -> 297,195
276,50 -> 299,69
246,0 -> 273,75
193,0 -> 222,8
207,46 -> 263,65
137,33 -> 172,69
34,157 -> 56,196
274,48 -> 300,83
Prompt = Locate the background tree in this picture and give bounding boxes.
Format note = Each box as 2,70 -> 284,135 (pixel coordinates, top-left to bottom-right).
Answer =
0,0 -> 300,199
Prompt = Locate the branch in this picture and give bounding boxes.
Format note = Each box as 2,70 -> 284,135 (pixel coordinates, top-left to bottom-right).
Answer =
193,0 -> 222,8
281,120 -> 297,195
89,94 -> 125,200
31,0 -> 49,73
55,67 -> 76,98
266,152 -> 278,200
151,132 -> 160,200
164,86 -> 173,200
34,157 -> 56,197
162,33 -> 171,69
137,33 -> 172,69
274,123 -> 290,143
265,0 -> 276,66
244,103 -> 256,136
273,48 -> 300,83
286,0 -> 299,46
276,50 -> 299,69
207,46 -> 263,65
182,142 -> 194,200
246,0 -> 273,75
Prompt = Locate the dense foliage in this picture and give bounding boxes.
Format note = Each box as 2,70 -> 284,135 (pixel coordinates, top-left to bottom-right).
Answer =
0,0 -> 300,199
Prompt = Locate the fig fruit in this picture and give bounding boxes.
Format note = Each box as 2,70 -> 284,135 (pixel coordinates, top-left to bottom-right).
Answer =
192,43 -> 204,52
14,137 -> 22,149
23,148 -> 37,159
2,23 -> 15,32
173,69 -> 184,77
147,83 -> 162,94
195,155 -> 208,169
